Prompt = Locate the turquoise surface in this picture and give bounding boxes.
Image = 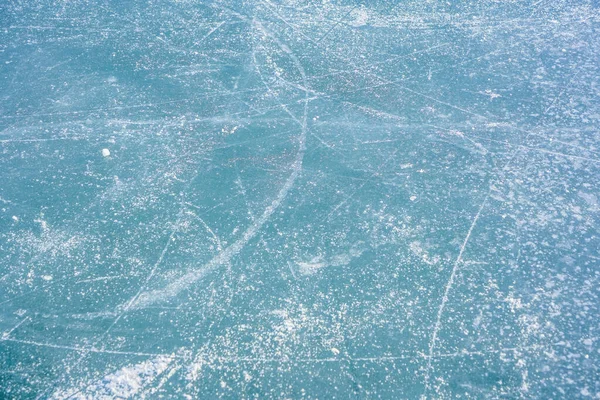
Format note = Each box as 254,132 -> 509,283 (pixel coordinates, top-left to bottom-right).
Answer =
1,1 -> 600,398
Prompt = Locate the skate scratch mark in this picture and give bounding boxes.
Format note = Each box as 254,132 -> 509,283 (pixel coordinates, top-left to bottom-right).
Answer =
128,18 -> 310,310
422,188 -> 491,399
194,21 -> 225,47
2,338 -> 182,358
287,261 -> 298,280
184,210 -> 223,251
422,151 -> 520,399
39,206 -> 187,399
1,317 -> 31,340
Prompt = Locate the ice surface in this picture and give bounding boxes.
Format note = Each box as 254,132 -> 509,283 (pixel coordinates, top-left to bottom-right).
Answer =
1,0 -> 600,398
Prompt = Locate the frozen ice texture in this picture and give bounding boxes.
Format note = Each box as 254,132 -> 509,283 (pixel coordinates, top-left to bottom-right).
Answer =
1,0 -> 600,398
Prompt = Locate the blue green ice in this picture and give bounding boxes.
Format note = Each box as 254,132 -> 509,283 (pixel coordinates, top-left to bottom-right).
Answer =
1,0 -> 600,398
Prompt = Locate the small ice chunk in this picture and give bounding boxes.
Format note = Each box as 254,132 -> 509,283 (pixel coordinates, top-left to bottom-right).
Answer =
102,148 -> 111,157
41,275 -> 53,281
12,215 -> 19,222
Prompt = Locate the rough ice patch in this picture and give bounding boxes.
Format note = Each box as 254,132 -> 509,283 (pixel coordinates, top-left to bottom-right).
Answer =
52,355 -> 173,399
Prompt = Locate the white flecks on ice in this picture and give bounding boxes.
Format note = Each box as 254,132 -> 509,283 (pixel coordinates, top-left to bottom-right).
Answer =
52,355 -> 174,399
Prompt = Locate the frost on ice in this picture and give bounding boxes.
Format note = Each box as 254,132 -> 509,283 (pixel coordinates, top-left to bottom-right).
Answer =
1,0 -> 600,399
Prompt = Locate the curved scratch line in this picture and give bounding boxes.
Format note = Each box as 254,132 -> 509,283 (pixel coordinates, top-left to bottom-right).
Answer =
422,151 -> 521,399
421,190 -> 490,399
132,21 -> 310,311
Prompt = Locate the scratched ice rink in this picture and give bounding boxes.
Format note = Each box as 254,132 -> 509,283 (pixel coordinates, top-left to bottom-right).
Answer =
1,0 -> 600,398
